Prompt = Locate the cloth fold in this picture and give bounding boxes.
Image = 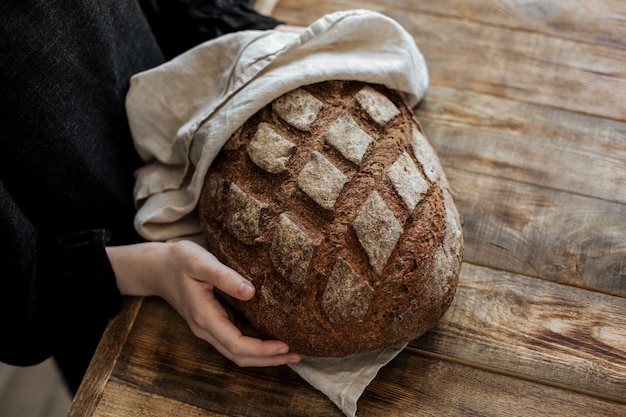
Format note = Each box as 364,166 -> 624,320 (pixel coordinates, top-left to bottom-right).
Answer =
290,344 -> 407,417
126,9 -> 429,416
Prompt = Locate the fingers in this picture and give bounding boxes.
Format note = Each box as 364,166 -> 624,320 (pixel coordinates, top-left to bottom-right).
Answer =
217,292 -> 266,339
206,260 -> 254,301
171,240 -> 302,366
208,332 -> 302,367
180,241 -> 256,301
189,290 -> 301,367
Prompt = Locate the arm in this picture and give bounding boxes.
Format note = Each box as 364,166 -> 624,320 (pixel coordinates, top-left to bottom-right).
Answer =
106,240 -> 301,366
0,181 -> 124,368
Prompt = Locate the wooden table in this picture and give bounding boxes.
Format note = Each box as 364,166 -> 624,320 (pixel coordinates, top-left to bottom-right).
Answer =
69,1 -> 626,415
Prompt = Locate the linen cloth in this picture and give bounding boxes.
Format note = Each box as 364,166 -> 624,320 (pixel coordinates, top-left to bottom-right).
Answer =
127,9 -> 429,416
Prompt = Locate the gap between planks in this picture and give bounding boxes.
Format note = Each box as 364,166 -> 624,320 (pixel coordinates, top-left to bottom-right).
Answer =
459,257 -> 626,300
408,346 -> 626,405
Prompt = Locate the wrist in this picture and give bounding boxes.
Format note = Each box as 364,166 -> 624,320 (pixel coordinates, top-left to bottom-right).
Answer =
106,242 -> 172,297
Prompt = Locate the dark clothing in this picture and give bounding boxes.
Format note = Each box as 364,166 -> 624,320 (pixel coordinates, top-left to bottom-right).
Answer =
140,0 -> 282,60
0,0 -> 280,393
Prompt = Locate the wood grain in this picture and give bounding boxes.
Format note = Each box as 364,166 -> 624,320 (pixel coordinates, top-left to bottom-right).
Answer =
446,167 -> 626,294
91,297 -> 626,416
397,11 -> 626,120
111,297 -> 342,417
412,263 -> 626,401
94,381 -> 225,417
70,297 -> 144,417
415,85 -> 626,205
359,348 -> 625,417
275,0 -> 626,49
405,0 -> 626,49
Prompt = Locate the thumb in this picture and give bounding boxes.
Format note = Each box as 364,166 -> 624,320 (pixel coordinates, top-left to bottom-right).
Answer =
182,240 -> 257,301
204,255 -> 256,301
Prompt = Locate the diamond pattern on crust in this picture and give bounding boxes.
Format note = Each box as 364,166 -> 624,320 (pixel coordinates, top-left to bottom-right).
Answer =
247,122 -> 295,174
270,213 -> 316,286
297,151 -> 348,211
224,183 -> 265,244
385,151 -> 429,211
321,258 -> 373,325
324,112 -> 374,165
353,191 -> 403,275
272,87 -> 324,131
355,85 -> 400,125
410,125 -> 440,183
203,171 -> 224,203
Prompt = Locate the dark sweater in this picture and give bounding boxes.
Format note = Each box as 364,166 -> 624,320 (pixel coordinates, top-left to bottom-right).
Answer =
0,0 -> 280,392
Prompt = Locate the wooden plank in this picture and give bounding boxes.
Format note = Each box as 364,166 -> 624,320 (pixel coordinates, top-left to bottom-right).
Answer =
96,353 -> 626,417
272,0 -> 626,120
101,297 -> 626,416
400,11 -> 626,121
445,166 -> 626,295
93,381 -> 224,417
69,297 -> 144,417
416,85 -> 626,205
401,0 -> 626,50
275,0 -> 626,49
273,0 -> 626,50
412,262 -> 626,401
359,348 -> 626,417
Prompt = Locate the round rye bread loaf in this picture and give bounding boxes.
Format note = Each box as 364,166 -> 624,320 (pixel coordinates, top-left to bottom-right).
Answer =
199,80 -> 463,357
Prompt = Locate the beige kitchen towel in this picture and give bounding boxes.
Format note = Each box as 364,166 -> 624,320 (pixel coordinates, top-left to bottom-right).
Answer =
126,9 -> 428,416
290,344 -> 407,417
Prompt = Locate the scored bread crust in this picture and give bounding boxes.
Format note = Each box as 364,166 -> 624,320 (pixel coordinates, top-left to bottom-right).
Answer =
199,80 -> 463,356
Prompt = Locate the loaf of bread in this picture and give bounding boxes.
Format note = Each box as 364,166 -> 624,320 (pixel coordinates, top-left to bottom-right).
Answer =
198,80 -> 463,356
